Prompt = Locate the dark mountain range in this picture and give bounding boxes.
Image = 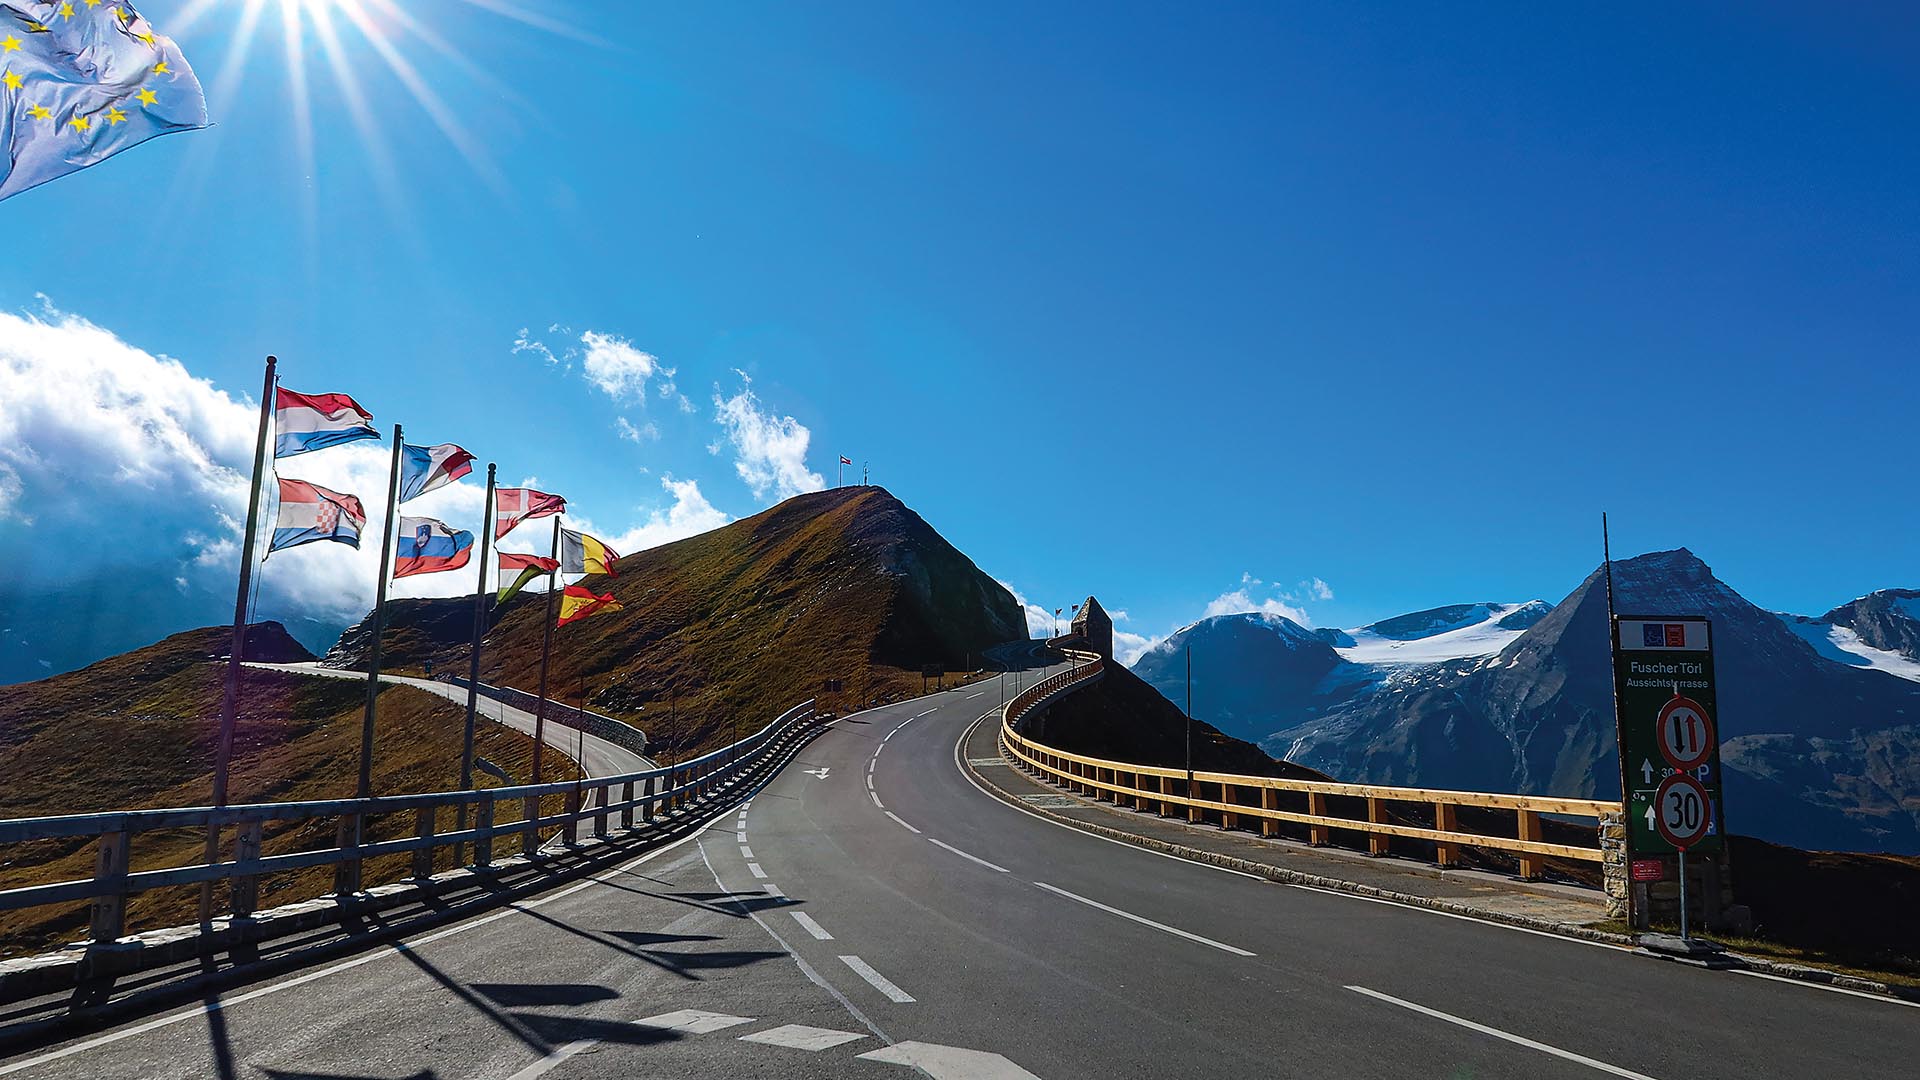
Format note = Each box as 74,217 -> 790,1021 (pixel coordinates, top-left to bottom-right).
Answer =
1131,613 -> 1363,739
1823,589 -> 1920,661
1248,550 -> 1920,853
325,487 -> 1025,755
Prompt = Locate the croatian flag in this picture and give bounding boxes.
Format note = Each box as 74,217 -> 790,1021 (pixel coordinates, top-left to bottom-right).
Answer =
275,387 -> 378,458
398,443 -> 475,502
394,517 -> 475,578
270,479 -> 367,554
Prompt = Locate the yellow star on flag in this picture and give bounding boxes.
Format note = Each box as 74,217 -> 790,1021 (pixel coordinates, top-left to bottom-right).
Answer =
106,105 -> 126,124
85,0 -> 100,7
58,2 -> 75,18
154,60 -> 169,74
1,36 -> 21,53
1,70 -> 19,92
68,115 -> 89,131
135,87 -> 157,106
27,104 -> 51,120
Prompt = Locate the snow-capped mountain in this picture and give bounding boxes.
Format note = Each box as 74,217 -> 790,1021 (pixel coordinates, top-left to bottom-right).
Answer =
1135,551 -> 1920,854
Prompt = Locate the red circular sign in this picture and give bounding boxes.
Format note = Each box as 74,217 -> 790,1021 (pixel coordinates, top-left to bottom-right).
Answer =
1655,694 -> 1715,771
1653,773 -> 1713,850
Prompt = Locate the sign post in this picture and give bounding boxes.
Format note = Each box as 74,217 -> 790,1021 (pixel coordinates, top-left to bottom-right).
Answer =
1612,615 -> 1726,937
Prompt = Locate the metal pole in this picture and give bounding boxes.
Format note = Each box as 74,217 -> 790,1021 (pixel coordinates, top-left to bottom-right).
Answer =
1604,511 -> 1636,930
455,465 -> 498,860
1677,848 -> 1690,940
204,355 -> 275,922
532,517 -> 560,783
357,423 -> 404,801
1185,643 -> 1194,793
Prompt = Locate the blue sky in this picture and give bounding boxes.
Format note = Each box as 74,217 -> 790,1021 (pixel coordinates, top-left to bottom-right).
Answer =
3,1 -> 1917,672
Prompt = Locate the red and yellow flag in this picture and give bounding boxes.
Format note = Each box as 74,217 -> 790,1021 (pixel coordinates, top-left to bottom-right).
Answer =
556,585 -> 623,627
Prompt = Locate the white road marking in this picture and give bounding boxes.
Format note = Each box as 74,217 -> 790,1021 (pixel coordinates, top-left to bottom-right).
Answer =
739,845 -> 754,859
1033,881 -> 1255,957
928,837 -> 1008,872
748,862 -> 768,879
503,1038 -> 597,1080
912,708 -> 937,719
865,774 -> 875,790
873,743 -> 885,758
839,955 -> 916,1003
635,1008 -> 756,1035
870,791 -> 885,809
858,1041 -> 1041,1079
739,1023 -> 869,1051
868,759 -> 876,774
885,811 -> 923,834
1345,986 -> 1659,1078
790,910 -> 834,940
0,799 -> 742,1077
764,882 -> 786,899
1732,969 -> 1920,1008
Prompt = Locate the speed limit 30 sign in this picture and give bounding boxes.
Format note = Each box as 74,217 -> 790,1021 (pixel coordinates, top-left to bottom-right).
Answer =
1652,773 -> 1713,850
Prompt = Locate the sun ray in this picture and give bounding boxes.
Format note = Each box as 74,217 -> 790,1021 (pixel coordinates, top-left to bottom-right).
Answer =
359,0 -> 535,116
451,0 -> 610,49
305,0 -> 420,252
279,0 -> 319,267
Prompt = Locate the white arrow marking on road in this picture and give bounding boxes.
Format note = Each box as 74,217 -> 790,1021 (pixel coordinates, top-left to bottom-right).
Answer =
805,767 -> 832,780
858,1041 -> 1041,1079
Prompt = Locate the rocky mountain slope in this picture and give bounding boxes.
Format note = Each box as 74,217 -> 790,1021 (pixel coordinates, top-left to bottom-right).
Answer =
326,487 -> 1026,755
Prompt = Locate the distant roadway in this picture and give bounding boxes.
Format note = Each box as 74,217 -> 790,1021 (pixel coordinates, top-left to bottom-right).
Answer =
5,659 -> 1916,1078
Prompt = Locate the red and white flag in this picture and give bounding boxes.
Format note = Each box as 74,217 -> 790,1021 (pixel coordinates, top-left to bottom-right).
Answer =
494,487 -> 565,539
840,455 -> 853,465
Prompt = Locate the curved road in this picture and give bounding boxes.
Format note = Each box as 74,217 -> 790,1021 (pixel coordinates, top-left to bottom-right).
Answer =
5,665 -> 1916,1078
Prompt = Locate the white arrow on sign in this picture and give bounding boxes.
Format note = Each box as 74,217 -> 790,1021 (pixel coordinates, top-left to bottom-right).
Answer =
1640,759 -> 1655,785
1644,805 -> 1658,831
804,767 -> 831,780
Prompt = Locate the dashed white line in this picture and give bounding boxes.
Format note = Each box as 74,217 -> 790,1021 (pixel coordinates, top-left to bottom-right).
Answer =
1033,881 -> 1255,957
868,759 -> 876,774
739,845 -> 754,859
764,882 -> 786,899
873,743 -> 885,758
865,774 -> 875,791
735,830 -> 747,843
747,862 -> 768,879
790,910 -> 834,940
1345,986 -> 1658,1078
884,811 -> 923,834
869,791 -> 885,809
928,837 -> 1008,872
503,1038 -> 596,1079
840,955 -> 916,1003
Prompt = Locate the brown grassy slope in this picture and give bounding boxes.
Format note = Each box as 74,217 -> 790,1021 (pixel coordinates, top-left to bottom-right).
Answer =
0,624 -> 574,957
327,486 -> 1025,757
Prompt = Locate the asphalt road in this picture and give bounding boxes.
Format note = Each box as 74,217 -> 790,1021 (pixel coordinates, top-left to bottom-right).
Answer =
6,664 -> 1916,1079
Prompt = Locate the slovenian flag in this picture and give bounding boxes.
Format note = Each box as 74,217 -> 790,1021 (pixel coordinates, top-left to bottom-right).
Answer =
495,487 -> 566,539
398,442 -> 475,502
275,387 -> 378,458
394,516 -> 475,578
269,479 -> 366,554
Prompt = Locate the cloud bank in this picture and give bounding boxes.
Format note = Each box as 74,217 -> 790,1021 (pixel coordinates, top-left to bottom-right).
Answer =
711,373 -> 825,502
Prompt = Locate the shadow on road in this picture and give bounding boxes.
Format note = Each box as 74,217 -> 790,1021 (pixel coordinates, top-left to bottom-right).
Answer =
469,983 -> 620,1008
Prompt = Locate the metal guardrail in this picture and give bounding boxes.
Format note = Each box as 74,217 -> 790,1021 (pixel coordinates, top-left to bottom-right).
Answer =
0,700 -> 817,949
440,674 -> 651,759
1000,651 -> 1620,877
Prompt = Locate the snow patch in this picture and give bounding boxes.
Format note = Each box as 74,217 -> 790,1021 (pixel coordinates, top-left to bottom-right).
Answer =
1777,613 -> 1920,684
1335,601 -> 1545,668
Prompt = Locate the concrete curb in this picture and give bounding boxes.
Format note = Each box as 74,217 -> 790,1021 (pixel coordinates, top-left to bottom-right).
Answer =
969,732 -> 1920,1003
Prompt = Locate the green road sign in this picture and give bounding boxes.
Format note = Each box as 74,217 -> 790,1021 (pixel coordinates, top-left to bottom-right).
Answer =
1613,615 -> 1726,855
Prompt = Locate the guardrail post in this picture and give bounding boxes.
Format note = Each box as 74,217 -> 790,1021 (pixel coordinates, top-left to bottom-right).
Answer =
1187,780 -> 1203,824
1367,797 -> 1389,856
333,814 -> 362,895
1159,776 -> 1174,817
88,830 -> 130,944
475,799 -> 494,868
521,794 -> 540,856
1517,810 -> 1543,880
1434,802 -> 1459,868
1307,792 -> 1331,846
1122,771 -> 1137,810
1221,782 -> 1239,831
621,781 -> 636,830
229,820 -> 264,919
642,774 -> 658,821
594,785 -> 610,838
563,788 -> 581,845
413,807 -> 436,880
1260,788 -> 1280,838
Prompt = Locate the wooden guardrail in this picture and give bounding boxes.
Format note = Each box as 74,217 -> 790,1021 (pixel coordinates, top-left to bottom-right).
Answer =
1001,650 -> 1618,878
0,700 -> 818,951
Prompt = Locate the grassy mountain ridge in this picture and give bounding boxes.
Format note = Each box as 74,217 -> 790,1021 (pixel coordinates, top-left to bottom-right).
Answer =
326,486 -> 1025,756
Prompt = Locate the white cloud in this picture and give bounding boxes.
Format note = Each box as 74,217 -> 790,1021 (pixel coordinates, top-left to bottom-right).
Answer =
579,329 -> 673,402
560,476 -> 732,560
1302,577 -> 1335,602
1201,587 -> 1311,625
615,416 -> 658,443
711,373 -> 825,502
995,580 -> 1055,639
511,326 -> 559,366
1112,628 -> 1161,666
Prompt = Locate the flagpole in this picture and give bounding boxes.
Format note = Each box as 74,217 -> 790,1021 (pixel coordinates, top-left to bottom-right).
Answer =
203,354 -> 275,923
356,424 -> 404,801
532,516 -> 560,784
456,464 -> 497,861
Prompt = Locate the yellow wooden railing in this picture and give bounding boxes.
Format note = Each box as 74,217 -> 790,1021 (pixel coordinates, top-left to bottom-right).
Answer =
999,651 -> 1619,878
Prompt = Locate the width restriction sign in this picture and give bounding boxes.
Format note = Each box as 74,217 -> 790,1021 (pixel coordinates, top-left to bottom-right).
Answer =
1614,615 -> 1726,856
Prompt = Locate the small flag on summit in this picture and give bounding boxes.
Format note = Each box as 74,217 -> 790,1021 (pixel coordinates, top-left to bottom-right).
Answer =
557,585 -> 623,627
496,552 -> 558,604
840,455 -> 853,465
274,388 -> 378,458
494,488 -> 565,539
0,1 -> 209,203
398,443 -> 474,502
560,528 -> 621,577
394,517 -> 474,578
269,478 -> 366,554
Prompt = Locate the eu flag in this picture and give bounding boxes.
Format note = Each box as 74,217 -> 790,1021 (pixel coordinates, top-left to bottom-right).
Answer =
0,1 -> 206,203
